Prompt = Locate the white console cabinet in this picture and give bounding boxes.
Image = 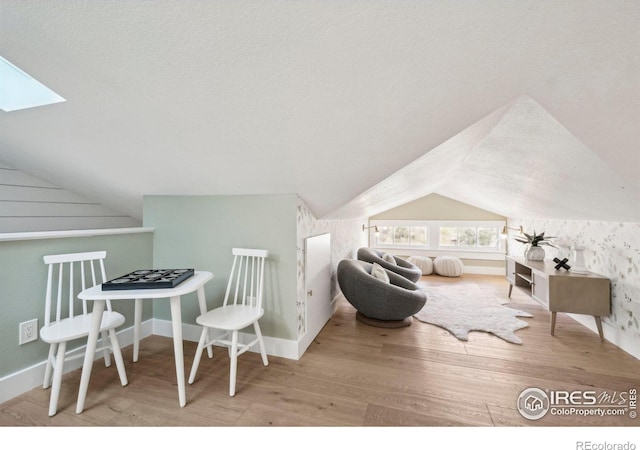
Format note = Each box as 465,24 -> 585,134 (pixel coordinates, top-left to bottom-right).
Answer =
506,256 -> 610,341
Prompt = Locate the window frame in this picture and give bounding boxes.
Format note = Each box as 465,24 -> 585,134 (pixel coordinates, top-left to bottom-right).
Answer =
369,219 -> 506,260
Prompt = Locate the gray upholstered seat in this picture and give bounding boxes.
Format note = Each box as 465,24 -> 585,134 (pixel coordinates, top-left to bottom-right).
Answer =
337,259 -> 427,327
357,247 -> 422,282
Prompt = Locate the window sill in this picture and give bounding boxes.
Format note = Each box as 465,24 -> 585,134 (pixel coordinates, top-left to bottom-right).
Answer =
372,246 -> 506,261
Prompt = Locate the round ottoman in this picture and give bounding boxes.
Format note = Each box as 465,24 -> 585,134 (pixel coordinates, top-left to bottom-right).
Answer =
407,256 -> 433,275
434,256 -> 464,277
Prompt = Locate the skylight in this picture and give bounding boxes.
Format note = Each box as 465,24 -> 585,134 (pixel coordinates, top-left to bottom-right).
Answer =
0,56 -> 66,112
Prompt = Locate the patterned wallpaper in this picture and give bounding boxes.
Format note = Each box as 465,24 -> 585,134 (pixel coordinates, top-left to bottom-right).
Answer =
294,206 -> 640,352
296,197 -> 367,338
508,218 -> 640,344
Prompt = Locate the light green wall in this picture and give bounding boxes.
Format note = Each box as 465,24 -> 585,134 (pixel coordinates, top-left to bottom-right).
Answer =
371,193 -> 506,221
0,232 -> 153,378
143,194 -> 298,341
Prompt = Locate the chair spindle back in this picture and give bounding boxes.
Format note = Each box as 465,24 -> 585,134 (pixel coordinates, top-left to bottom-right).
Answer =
43,251 -> 111,327
223,248 -> 268,310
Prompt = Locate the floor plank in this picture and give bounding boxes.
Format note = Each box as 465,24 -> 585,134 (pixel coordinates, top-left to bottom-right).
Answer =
2,274 -> 639,433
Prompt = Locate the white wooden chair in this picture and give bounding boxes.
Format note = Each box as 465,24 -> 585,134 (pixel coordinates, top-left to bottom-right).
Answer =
40,251 -> 127,416
188,248 -> 269,396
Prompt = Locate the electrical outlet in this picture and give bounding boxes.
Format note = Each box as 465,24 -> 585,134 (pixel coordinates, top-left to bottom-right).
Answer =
19,319 -> 38,345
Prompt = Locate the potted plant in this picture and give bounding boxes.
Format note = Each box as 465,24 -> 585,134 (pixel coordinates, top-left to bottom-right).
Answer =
514,230 -> 556,260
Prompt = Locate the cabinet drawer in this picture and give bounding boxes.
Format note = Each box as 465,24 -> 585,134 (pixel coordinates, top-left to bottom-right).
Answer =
531,271 -> 549,309
549,277 -> 610,315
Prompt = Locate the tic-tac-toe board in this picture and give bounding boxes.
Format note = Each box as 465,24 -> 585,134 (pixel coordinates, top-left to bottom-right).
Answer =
102,268 -> 195,291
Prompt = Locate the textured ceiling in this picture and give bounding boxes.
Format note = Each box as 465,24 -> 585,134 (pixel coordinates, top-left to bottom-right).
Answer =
331,95 -> 639,221
0,1 -> 638,221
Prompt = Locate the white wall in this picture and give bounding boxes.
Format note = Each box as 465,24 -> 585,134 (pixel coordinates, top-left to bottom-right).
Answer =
296,197 -> 367,338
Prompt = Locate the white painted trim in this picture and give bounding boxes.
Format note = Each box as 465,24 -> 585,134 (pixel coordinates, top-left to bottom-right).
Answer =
297,295 -> 339,358
370,219 -> 506,257
0,320 -> 152,404
3,313 -> 637,406
0,227 -> 154,242
567,313 -> 640,360
460,265 -> 505,276
419,266 -> 503,277
152,319 -> 301,361
0,317 -> 300,405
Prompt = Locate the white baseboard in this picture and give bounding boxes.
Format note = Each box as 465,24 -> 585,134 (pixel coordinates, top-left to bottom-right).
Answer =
296,295 -> 339,359
462,265 -> 505,276
152,319 -> 301,360
0,321 -> 151,405
3,312 -> 637,407
0,318 -> 301,405
421,266 -> 504,276
567,313 -> 640,360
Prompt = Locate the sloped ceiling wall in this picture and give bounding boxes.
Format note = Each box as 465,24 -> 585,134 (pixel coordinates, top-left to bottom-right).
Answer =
330,96 -> 640,222
438,97 -> 638,222
0,162 -> 141,232
0,1 -> 638,222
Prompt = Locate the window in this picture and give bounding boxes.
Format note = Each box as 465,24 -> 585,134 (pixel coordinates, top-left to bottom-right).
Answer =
410,227 -> 428,246
439,226 -> 498,249
439,227 -> 458,246
370,220 -> 504,257
0,56 -> 66,112
376,225 -> 429,247
478,227 -> 499,248
377,226 -> 394,245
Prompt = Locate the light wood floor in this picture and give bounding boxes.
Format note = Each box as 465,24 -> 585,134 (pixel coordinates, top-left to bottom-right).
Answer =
2,274 -> 639,427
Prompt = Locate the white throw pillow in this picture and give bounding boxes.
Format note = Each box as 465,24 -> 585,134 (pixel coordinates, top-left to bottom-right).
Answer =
371,263 -> 390,283
382,253 -> 396,265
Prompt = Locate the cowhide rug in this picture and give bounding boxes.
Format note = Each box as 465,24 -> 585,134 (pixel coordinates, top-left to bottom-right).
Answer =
414,283 -> 532,344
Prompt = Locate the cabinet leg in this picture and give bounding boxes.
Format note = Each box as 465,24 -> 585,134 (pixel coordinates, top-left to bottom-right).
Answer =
508,284 -> 513,298
594,316 -> 604,342
550,312 -> 557,336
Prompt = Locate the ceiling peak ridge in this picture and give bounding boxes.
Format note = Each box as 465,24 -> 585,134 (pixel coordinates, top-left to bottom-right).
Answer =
451,94 -> 535,166
322,94 -> 539,220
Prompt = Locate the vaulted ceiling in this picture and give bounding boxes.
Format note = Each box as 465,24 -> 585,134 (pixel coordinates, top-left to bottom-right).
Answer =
1,1 -> 638,221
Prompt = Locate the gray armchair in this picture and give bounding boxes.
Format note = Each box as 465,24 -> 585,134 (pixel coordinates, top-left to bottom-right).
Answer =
337,259 -> 427,328
357,247 -> 422,282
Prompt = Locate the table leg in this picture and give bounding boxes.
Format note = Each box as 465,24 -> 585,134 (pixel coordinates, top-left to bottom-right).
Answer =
595,316 -> 605,342
508,284 -> 513,298
169,295 -> 186,407
196,286 -> 213,358
196,286 -> 207,314
133,298 -> 143,362
550,311 -> 557,336
76,299 -> 105,414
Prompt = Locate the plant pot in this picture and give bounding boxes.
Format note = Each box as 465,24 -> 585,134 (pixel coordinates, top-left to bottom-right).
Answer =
525,245 -> 545,261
